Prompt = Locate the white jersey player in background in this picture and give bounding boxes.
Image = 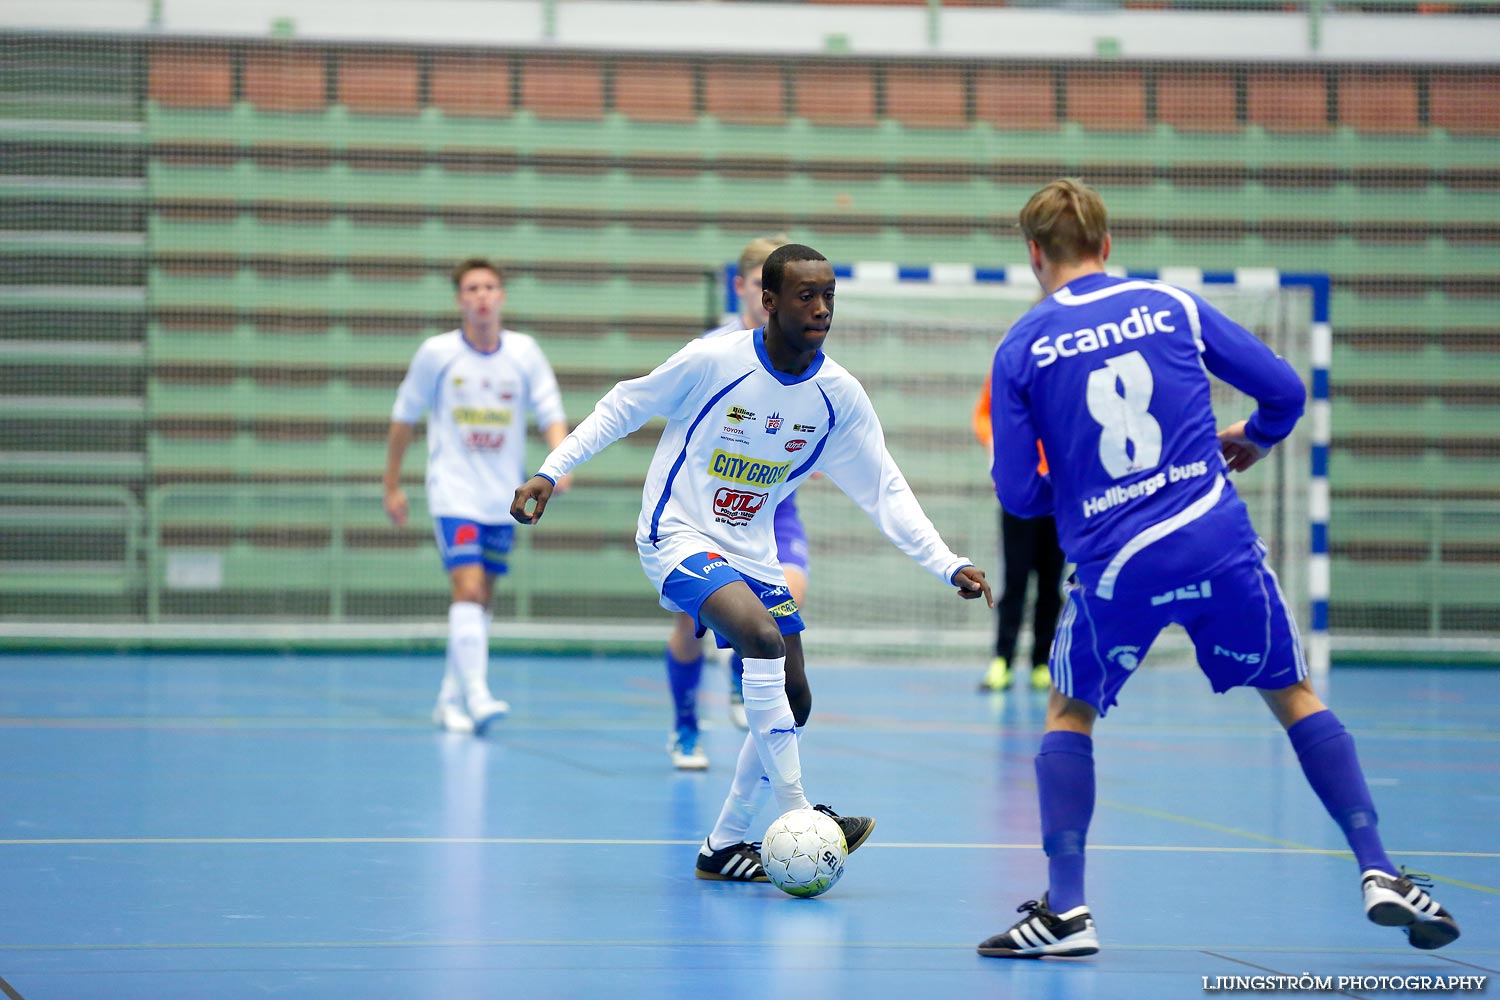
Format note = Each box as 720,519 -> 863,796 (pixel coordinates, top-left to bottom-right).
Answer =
513,244 -> 993,881
385,257 -> 570,736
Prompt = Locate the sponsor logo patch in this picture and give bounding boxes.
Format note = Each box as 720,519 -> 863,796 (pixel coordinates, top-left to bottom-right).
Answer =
1150,580 -> 1213,606
793,423 -> 817,433
453,407 -> 513,424
767,599 -> 799,618
709,449 -> 792,487
784,438 -> 807,453
765,412 -> 783,434
726,405 -> 756,423
1030,305 -> 1178,368
1107,644 -> 1142,670
454,524 -> 480,545
713,488 -> 768,526
463,431 -> 506,450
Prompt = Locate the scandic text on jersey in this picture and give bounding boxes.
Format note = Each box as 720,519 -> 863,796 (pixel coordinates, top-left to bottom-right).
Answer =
708,449 -> 793,487
1030,306 -> 1177,368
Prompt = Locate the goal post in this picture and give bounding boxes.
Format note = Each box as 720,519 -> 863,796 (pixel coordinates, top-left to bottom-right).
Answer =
727,263 -> 1330,676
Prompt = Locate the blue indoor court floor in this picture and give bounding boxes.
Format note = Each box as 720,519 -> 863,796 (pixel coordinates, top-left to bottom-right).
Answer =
0,651 -> 1495,1000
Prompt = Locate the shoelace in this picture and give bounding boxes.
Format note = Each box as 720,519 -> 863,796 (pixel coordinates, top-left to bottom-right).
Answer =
1399,866 -> 1434,890
1015,899 -> 1043,917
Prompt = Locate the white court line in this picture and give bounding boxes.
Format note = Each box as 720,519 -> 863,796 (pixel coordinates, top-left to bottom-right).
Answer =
0,836 -> 1494,858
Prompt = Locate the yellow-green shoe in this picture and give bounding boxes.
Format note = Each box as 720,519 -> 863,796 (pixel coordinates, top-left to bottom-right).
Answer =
1030,662 -> 1052,691
978,656 -> 1012,691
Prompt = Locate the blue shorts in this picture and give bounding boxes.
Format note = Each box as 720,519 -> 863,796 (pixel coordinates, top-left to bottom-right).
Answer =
773,493 -> 809,575
1049,542 -> 1306,717
433,518 -> 514,574
661,550 -> 806,650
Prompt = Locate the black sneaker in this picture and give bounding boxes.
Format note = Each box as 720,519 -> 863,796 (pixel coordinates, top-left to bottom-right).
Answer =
694,839 -> 769,882
1362,869 -> 1460,950
812,804 -> 876,854
977,894 -> 1099,958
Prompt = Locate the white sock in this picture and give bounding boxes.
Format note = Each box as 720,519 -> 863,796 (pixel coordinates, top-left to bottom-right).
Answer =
437,647 -> 463,706
448,601 -> 491,703
706,726 -> 796,850
708,733 -> 768,850
739,655 -> 809,815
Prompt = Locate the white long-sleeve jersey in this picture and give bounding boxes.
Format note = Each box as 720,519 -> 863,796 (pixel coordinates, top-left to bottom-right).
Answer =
536,328 -> 970,597
392,329 -> 565,523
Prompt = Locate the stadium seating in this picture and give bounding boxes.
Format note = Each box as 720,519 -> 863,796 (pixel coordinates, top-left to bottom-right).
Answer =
3,36 -> 1499,636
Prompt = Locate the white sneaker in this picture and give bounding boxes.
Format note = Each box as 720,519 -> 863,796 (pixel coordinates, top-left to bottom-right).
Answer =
668,730 -> 709,770
1362,869 -> 1460,950
978,894 -> 1099,958
465,693 -> 510,735
432,701 -> 475,734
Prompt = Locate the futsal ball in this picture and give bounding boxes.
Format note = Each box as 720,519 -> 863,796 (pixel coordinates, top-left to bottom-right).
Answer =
759,808 -> 847,898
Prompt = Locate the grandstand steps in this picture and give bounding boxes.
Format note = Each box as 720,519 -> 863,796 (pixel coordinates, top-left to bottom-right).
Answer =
0,37 -> 149,621
3,35 -> 1498,635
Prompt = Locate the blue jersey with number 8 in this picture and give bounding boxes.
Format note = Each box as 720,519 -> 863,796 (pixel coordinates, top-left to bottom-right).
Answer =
990,273 -> 1305,601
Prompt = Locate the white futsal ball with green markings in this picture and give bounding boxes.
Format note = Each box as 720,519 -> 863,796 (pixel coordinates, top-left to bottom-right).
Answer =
760,808 -> 847,898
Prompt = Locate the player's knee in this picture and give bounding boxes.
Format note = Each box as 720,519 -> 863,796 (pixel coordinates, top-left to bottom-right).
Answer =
737,621 -> 785,660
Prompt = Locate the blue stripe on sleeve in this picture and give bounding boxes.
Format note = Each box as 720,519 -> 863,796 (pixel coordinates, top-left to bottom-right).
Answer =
787,385 -> 838,481
648,370 -> 755,545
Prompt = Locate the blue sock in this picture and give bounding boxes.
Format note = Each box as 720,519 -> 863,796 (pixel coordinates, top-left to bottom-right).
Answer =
666,651 -> 703,733
1288,709 -> 1393,874
1035,730 -> 1094,913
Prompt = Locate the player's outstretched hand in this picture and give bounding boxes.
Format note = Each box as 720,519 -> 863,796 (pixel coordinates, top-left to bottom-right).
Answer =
953,566 -> 994,608
510,475 -> 556,525
1217,419 -> 1269,473
383,487 -> 409,527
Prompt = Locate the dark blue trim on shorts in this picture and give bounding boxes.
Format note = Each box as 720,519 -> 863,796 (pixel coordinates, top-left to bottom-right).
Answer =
434,518 -> 515,575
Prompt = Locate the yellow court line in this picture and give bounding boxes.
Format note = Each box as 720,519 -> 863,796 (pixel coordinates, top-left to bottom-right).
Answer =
1097,798 -> 1500,896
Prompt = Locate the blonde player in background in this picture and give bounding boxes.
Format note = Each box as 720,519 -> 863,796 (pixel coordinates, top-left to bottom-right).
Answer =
385,257 -> 570,735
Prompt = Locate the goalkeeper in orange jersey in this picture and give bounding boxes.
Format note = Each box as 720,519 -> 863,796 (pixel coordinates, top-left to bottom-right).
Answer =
973,375 -> 1067,693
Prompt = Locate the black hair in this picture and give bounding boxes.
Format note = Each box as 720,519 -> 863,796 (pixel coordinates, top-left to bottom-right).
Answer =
761,243 -> 828,295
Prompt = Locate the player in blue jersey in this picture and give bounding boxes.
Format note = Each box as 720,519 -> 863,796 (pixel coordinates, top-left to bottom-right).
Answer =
663,235 -> 814,770
513,244 -> 992,882
977,179 -> 1459,958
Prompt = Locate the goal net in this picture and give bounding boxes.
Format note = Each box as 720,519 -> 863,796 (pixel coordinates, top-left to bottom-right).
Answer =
750,264 -> 1324,673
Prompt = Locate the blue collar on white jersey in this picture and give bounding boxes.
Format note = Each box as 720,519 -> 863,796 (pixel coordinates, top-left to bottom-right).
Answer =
753,326 -> 825,385
459,330 -> 503,355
